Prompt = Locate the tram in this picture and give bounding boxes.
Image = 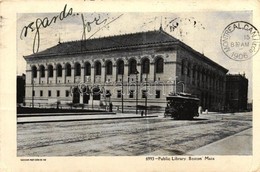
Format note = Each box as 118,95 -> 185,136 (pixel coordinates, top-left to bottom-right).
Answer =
165,93 -> 200,119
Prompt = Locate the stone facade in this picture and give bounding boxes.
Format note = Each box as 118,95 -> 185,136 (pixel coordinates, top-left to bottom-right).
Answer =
226,74 -> 248,112
24,29 -> 228,111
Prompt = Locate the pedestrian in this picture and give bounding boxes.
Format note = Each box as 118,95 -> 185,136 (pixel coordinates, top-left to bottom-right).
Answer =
141,110 -> 144,117
198,106 -> 202,115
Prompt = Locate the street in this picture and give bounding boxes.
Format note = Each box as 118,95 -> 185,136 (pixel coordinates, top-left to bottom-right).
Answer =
17,112 -> 252,156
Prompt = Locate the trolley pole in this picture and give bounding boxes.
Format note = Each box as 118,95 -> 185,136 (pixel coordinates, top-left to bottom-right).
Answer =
91,86 -> 94,109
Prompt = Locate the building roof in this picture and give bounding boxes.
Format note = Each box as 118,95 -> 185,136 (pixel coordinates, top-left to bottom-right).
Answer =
24,28 -> 228,72
25,29 -> 178,58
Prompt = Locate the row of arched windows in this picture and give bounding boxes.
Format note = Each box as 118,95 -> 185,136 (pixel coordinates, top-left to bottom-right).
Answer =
31,57 -> 164,78
181,59 -> 225,90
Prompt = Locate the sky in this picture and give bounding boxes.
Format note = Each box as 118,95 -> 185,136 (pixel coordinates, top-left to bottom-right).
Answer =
17,11 -> 253,101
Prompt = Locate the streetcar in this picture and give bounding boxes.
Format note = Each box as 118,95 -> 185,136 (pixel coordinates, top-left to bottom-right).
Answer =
165,93 -> 200,120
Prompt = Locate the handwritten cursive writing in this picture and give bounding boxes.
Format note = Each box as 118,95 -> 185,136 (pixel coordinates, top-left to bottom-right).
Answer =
81,14 -> 108,40
81,13 -> 124,40
20,4 -> 73,54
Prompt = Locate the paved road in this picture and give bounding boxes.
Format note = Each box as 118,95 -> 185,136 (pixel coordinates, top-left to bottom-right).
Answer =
17,112 -> 252,156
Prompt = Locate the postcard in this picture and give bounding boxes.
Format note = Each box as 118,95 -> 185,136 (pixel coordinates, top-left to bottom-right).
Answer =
1,0 -> 260,171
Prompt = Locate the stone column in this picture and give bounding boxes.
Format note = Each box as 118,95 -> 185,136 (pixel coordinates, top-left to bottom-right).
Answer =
62,67 -> 66,83
81,67 -> 85,83
136,63 -> 141,82
37,68 -> 40,84
112,64 -> 117,82
91,66 -> 95,83
124,64 -> 128,82
101,65 -> 105,82
71,67 -> 75,83
45,68 -> 48,84
149,63 -> 154,82
53,68 -> 57,84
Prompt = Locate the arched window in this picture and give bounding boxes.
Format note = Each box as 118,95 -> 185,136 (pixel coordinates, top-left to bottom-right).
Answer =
48,65 -> 53,77
39,65 -> 45,77
85,62 -> 91,76
95,61 -> 101,76
56,64 -> 62,77
75,63 -> 81,76
65,63 -> 71,76
106,61 -> 113,75
141,58 -> 150,74
155,57 -> 164,73
117,60 -> 124,75
31,66 -> 37,78
129,59 -> 137,74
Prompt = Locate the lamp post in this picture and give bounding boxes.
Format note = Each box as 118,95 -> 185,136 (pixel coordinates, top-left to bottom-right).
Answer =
145,72 -> 148,116
32,78 -> 34,108
121,74 -> 124,113
91,85 -> 94,109
135,70 -> 139,114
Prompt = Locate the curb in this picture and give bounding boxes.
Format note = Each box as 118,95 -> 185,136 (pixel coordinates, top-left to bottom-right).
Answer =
17,115 -> 158,124
17,112 -> 116,117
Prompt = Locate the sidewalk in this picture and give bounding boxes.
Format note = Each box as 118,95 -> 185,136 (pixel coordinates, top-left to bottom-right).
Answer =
17,112 -> 158,124
187,128 -> 252,155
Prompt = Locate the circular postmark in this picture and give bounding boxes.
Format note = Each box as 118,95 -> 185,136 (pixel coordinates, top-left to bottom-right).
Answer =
220,21 -> 260,61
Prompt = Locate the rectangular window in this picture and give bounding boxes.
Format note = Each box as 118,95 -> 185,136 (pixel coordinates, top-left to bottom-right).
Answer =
48,90 -> 51,97
57,90 -> 60,97
32,90 -> 35,97
40,90 -> 43,97
66,90 -> 70,97
129,90 -> 134,98
142,90 -> 147,98
156,90 -> 160,98
117,90 -> 122,98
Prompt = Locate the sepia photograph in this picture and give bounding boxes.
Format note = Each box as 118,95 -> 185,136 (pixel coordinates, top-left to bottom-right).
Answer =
1,0 -> 260,171
16,9 -> 254,156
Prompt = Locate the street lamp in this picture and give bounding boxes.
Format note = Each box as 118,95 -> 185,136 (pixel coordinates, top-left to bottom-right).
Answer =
135,70 -> 139,114
32,78 -> 34,108
145,72 -> 148,116
121,74 -> 124,113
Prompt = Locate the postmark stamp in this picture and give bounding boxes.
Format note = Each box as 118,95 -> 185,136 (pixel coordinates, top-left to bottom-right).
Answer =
220,21 -> 260,61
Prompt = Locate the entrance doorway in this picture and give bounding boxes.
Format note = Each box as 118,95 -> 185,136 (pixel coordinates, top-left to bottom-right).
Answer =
72,87 -> 80,103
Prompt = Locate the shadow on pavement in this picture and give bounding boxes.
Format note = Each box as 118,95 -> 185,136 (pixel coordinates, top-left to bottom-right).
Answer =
169,118 -> 209,121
